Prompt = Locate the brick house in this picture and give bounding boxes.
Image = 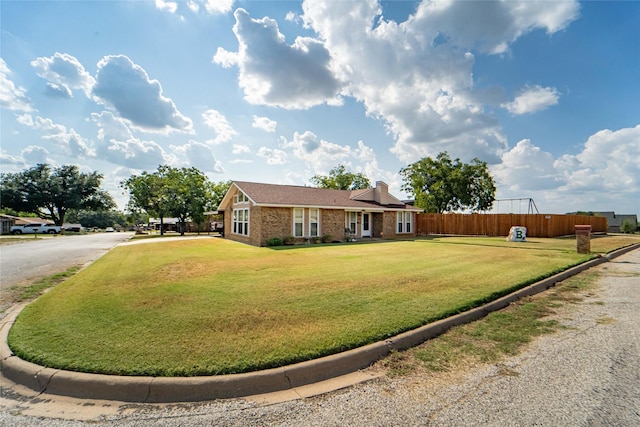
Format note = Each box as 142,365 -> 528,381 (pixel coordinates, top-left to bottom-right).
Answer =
217,181 -> 422,247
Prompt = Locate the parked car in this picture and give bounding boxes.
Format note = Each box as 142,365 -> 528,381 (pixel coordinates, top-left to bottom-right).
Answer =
10,223 -> 62,235
105,227 -> 115,232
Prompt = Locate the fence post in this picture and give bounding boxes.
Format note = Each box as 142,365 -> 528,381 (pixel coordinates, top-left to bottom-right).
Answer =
575,225 -> 591,254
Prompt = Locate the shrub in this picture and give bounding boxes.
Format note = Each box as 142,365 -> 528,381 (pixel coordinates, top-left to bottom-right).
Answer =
621,220 -> 636,234
283,236 -> 295,245
266,237 -> 283,246
321,234 -> 333,243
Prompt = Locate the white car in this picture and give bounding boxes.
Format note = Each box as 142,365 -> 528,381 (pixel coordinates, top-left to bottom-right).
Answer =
105,227 -> 115,232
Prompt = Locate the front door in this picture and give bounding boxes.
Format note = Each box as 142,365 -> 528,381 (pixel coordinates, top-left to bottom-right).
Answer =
361,212 -> 371,237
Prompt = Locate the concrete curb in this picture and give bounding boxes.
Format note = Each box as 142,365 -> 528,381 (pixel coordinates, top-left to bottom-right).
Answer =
2,243 -> 639,403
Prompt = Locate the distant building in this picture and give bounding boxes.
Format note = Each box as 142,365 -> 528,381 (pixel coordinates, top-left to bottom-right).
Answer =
592,212 -> 638,233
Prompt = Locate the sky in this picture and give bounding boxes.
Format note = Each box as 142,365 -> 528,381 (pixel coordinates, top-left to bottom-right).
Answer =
1,0 -> 639,215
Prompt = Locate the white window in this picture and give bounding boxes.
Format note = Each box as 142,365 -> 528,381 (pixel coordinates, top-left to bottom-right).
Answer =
293,208 -> 304,237
309,209 -> 320,237
397,211 -> 412,234
233,208 -> 249,236
234,191 -> 249,204
348,212 -> 357,233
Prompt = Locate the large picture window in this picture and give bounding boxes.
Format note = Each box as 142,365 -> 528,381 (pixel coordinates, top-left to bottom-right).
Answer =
397,211 -> 412,234
309,209 -> 320,237
293,208 -> 304,237
233,208 -> 249,236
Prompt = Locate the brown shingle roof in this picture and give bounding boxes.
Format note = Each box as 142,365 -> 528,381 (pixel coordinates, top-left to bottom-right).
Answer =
229,181 -> 415,211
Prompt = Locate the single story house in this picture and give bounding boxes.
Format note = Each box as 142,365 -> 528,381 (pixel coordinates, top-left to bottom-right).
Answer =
218,181 -> 422,247
0,215 -> 54,235
593,211 -> 638,233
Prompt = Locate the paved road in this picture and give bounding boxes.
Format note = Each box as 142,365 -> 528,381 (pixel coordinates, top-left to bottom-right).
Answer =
0,233 -> 133,311
0,248 -> 638,426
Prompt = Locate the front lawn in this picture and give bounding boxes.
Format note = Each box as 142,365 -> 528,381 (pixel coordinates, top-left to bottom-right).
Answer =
8,235 -> 638,376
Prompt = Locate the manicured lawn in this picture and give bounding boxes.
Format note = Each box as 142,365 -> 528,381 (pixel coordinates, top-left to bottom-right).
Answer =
8,235 -> 639,376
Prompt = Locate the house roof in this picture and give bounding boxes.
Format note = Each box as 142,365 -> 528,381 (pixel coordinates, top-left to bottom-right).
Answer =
219,181 -> 421,212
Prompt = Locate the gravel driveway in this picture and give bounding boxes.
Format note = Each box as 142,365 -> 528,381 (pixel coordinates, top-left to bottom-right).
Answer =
1,248 -> 638,426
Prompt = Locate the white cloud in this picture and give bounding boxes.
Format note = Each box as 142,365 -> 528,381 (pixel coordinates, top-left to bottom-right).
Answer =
92,55 -> 193,133
410,0 -> 580,54
205,0 -> 234,15
155,0 -> 177,14
91,111 -> 173,169
280,130 -> 352,173
292,0 -> 577,164
257,147 -> 288,165
187,1 -> 200,13
30,116 -> 95,158
202,109 -> 237,144
214,8 -> 343,109
493,139 -> 560,193
0,59 -> 34,112
252,115 -> 277,132
493,125 -> 640,214
285,11 -> 300,23
558,126 -> 639,194
16,113 -> 34,126
0,149 -> 25,167
31,52 -> 95,98
212,47 -> 238,68
45,82 -> 73,99
503,85 -> 559,115
22,145 -> 50,164
232,143 -> 251,155
170,140 -> 224,173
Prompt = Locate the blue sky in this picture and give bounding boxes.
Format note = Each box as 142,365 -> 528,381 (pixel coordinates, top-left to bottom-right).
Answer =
2,0 -> 638,215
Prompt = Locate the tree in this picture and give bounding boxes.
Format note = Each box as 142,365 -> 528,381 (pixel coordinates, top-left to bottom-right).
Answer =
207,180 -> 232,211
310,165 -> 371,190
621,220 -> 636,234
164,167 -> 209,236
0,164 -> 115,225
400,152 -> 496,213
66,209 -> 127,229
121,165 -> 214,236
121,166 -> 172,235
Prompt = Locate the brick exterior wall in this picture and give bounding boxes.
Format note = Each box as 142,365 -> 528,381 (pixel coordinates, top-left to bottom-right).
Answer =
224,188 -> 416,246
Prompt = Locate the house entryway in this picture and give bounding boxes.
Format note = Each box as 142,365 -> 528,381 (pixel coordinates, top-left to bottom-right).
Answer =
361,212 -> 371,237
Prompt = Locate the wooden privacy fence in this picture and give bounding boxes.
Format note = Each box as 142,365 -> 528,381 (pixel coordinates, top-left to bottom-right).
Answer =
416,214 -> 607,238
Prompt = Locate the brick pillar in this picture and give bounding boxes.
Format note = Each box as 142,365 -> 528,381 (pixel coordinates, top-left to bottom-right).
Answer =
575,225 -> 592,254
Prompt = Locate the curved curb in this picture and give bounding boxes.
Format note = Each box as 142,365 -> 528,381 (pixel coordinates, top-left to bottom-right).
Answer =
2,243 -> 639,403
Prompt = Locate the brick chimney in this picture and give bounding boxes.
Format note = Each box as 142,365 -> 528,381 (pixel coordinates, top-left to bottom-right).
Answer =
374,181 -> 388,204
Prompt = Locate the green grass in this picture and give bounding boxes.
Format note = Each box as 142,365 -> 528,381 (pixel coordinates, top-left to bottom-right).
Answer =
8,235 -> 638,377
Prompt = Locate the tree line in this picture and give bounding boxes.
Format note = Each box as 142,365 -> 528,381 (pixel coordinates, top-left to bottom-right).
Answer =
0,152 -> 496,231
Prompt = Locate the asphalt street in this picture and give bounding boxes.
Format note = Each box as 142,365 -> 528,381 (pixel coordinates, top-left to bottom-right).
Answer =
1,247 -> 638,426
0,232 -> 133,312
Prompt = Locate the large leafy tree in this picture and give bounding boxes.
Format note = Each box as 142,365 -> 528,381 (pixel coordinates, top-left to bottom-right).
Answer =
121,165 -> 214,236
400,152 -> 496,213
121,166 -> 172,235
310,165 -> 371,190
0,164 -> 115,225
165,167 -> 209,236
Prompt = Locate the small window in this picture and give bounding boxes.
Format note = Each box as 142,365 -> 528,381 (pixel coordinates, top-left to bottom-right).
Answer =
309,209 -> 320,237
348,212 -> 357,233
293,208 -> 304,237
235,192 -> 248,204
397,212 -> 412,234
